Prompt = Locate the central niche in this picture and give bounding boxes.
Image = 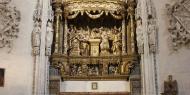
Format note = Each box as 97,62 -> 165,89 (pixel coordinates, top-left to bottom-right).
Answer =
67,13 -> 122,57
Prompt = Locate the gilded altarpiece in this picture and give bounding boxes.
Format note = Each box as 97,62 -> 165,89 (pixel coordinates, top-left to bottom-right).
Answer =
50,0 -> 139,81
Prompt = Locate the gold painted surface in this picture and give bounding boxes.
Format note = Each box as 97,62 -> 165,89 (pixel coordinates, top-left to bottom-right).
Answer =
51,0 -> 138,80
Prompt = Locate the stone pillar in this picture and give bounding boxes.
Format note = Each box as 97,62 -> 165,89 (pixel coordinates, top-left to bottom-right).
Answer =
127,21 -> 132,54
140,0 -> 158,95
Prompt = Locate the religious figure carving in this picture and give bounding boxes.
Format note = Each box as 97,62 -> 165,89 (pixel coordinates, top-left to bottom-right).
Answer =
111,27 -> 122,55
88,65 -> 99,76
45,20 -> 53,56
0,1 -> 20,52
100,28 -> 110,55
32,20 -> 41,55
162,75 -> 178,95
80,41 -> 90,56
77,66 -> 83,76
136,18 -> 144,54
69,38 -> 80,56
108,64 -> 118,75
147,17 -> 157,53
70,64 -> 78,76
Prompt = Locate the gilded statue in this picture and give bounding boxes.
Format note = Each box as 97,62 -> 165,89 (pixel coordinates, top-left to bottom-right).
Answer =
162,75 -> 178,95
70,38 -> 80,56
80,41 -> 90,56
111,27 -> 122,55
100,28 -> 110,55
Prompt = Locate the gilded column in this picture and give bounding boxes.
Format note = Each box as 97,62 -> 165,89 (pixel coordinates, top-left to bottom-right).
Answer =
64,18 -> 68,54
52,1 -> 62,54
122,16 -> 126,54
127,0 -> 136,54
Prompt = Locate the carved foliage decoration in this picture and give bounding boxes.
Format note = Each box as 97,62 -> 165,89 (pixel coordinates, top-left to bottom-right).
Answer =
166,0 -> 190,51
0,0 -> 20,51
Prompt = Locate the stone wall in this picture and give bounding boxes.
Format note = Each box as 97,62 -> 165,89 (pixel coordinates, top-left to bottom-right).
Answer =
152,0 -> 190,95
0,0 -> 35,95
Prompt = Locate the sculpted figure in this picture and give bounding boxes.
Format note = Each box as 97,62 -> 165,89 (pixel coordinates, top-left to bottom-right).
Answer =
70,65 -> 77,76
70,38 -> 80,56
80,41 -> 89,56
32,21 -> 41,55
148,18 -> 157,53
112,27 -> 121,55
163,75 -> 178,95
136,18 -> 144,54
77,66 -> 83,76
100,28 -> 110,54
91,28 -> 101,39
45,20 -> 53,56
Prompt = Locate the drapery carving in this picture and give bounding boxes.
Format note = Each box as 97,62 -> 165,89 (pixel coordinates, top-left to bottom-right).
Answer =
110,12 -> 123,19
64,0 -> 125,19
166,0 -> 190,51
67,11 -> 80,19
67,11 -> 123,19
85,11 -> 104,19
0,0 -> 20,52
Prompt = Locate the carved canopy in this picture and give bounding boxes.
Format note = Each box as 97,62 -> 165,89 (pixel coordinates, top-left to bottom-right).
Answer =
62,0 -> 126,19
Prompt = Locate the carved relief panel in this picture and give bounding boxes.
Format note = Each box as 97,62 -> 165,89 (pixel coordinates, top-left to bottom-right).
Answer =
0,0 -> 20,52
166,0 -> 190,51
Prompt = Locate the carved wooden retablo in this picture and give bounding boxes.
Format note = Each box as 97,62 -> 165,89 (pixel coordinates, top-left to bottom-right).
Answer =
50,0 -> 139,80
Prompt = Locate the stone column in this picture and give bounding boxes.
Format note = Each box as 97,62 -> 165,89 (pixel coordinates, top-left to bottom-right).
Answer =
122,18 -> 126,54
64,19 -> 68,54
52,1 -> 62,54
127,0 -> 136,55
140,0 -> 158,95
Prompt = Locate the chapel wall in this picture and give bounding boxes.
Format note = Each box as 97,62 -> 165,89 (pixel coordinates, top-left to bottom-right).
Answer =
0,0 -> 35,95
152,0 -> 190,94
